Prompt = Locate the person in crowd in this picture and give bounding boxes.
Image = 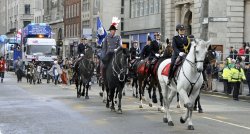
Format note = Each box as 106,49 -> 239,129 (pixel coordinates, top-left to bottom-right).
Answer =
15,57 -> 24,82
130,41 -> 140,61
246,64 -> 250,96
0,56 -> 6,83
228,61 -> 246,101
222,58 -> 232,93
50,60 -> 62,85
229,46 -> 238,60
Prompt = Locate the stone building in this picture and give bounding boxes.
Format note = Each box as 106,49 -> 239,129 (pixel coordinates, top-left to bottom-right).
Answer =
81,0 -> 123,44
164,0 -> 250,58
0,0 -> 34,36
124,0 -> 161,50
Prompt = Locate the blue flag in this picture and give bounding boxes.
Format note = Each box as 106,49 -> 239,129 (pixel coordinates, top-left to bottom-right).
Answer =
97,17 -> 107,45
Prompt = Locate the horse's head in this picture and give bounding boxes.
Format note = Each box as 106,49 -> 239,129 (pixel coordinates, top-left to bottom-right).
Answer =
190,39 -> 211,72
116,47 -> 130,66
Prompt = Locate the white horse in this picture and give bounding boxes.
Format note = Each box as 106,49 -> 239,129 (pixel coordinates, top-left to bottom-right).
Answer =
157,39 -> 210,130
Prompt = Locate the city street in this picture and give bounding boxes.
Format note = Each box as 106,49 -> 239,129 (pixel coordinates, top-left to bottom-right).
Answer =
0,73 -> 250,134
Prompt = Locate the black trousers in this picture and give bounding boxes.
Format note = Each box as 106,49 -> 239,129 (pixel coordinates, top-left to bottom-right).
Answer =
247,81 -> 250,94
227,81 -> 232,94
223,79 -> 228,93
0,72 -> 4,79
168,54 -> 178,78
232,82 -> 240,99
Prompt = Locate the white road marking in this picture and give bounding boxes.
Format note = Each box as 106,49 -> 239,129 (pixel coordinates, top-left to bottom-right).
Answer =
203,117 -> 250,130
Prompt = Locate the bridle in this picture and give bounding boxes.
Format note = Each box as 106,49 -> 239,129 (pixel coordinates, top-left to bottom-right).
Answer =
185,44 -> 205,69
112,50 -> 128,82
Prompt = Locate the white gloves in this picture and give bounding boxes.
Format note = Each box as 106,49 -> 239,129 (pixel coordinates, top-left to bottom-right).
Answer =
179,52 -> 185,57
80,54 -> 84,57
114,49 -> 118,52
136,57 -> 140,59
155,53 -> 160,57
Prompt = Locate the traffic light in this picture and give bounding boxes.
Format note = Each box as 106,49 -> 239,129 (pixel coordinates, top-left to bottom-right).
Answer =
57,40 -> 63,46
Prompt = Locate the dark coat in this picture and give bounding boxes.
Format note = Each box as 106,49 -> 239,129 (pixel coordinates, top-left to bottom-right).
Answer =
246,68 -> 250,82
149,40 -> 160,58
140,45 -> 150,59
130,47 -> 137,60
172,35 -> 189,56
78,43 -> 86,55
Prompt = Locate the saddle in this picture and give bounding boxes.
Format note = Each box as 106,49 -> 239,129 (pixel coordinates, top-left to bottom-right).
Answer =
162,56 -> 184,77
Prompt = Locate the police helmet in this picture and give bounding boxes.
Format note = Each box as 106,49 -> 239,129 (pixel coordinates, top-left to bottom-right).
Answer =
176,24 -> 185,31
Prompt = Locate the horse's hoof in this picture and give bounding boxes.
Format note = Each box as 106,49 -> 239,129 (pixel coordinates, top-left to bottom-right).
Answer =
193,107 -> 197,111
152,96 -> 157,103
85,96 -> 89,99
177,104 -> 180,108
180,117 -> 186,124
117,109 -> 122,114
99,92 -> 103,97
106,104 -> 109,108
188,125 -> 195,130
136,95 -> 138,98
149,103 -> 153,107
198,109 -> 203,113
111,107 -> 116,112
81,93 -> 85,96
139,105 -> 143,108
168,121 -> 174,126
142,97 -> 146,101
133,94 -> 135,97
163,118 -> 168,123
184,103 -> 193,110
123,92 -> 126,96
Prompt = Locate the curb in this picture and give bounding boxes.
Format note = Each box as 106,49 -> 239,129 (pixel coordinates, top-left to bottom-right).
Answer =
201,90 -> 250,101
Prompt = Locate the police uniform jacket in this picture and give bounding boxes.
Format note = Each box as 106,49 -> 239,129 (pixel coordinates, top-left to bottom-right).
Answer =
149,40 -> 160,58
172,35 -> 189,56
140,45 -> 150,59
101,33 -> 122,59
78,43 -> 87,55
228,67 -> 246,82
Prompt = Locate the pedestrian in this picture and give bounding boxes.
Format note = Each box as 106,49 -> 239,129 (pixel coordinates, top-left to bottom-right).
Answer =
0,56 -> 6,83
228,61 -> 246,101
50,60 -> 62,85
229,46 -> 238,60
15,57 -> 24,82
245,65 -> 250,96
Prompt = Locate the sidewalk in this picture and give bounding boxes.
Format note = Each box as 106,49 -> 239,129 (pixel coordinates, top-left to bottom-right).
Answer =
202,79 -> 250,100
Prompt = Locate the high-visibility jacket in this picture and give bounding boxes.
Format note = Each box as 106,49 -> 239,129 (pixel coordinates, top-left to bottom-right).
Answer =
222,67 -> 230,80
228,67 -> 246,82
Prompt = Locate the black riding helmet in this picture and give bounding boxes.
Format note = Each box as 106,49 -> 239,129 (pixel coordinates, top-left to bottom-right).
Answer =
176,24 -> 185,31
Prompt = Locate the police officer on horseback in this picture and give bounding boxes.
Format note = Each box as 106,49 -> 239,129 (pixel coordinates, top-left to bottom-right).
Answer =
168,24 -> 190,85
140,35 -> 152,59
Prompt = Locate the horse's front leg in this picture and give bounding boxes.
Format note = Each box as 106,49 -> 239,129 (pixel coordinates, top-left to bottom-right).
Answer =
105,87 -> 110,108
147,84 -> 153,107
85,82 -> 89,99
138,78 -> 144,108
117,88 -> 123,114
163,87 -> 177,126
110,89 -> 115,112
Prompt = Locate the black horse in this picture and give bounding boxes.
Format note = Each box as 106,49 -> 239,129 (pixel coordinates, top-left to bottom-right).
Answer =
104,48 -> 130,114
76,46 -> 95,99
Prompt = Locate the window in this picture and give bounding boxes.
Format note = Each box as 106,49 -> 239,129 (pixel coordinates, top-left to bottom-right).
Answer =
71,5 -> 73,18
140,0 -> 144,16
131,0 -> 135,18
144,0 -> 149,15
23,21 -> 31,28
77,3 -> 80,16
121,18 -> 124,31
24,4 -> 30,14
82,20 -> 90,28
136,0 -> 139,17
122,0 -> 124,7
154,0 -> 160,13
149,0 -> 154,14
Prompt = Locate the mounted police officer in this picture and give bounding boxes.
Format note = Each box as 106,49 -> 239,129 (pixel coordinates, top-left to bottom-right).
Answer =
130,41 -> 140,60
78,37 -> 88,56
101,22 -> 122,80
149,32 -> 161,61
140,35 -> 152,59
168,24 -> 190,85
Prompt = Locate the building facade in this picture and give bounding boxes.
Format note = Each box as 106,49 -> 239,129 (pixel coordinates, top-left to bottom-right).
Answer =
34,0 -> 44,23
81,0 -> 123,44
0,0 -> 34,36
64,0 -> 81,57
124,0 -> 161,50
165,0 -> 250,58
